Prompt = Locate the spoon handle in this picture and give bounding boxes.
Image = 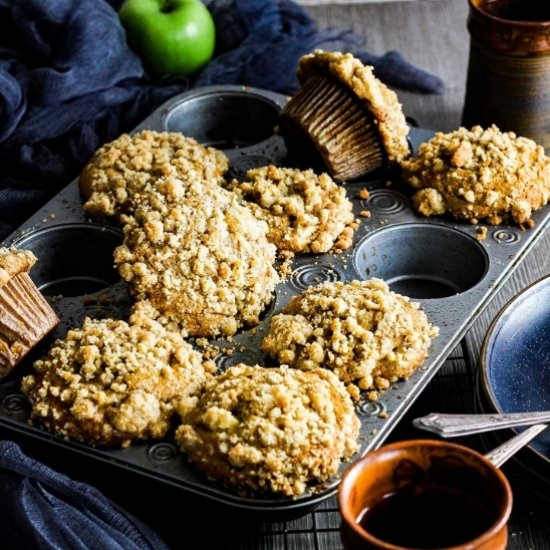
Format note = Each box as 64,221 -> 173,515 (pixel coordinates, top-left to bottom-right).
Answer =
412,411 -> 550,438
484,424 -> 548,468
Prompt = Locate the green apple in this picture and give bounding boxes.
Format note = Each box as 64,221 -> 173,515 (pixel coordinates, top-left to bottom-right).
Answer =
119,0 -> 216,77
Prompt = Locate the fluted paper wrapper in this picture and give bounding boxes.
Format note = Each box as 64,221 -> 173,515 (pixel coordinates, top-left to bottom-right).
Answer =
0,272 -> 59,375
280,75 -> 384,182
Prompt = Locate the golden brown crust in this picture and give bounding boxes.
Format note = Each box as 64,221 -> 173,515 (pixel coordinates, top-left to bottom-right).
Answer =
227,165 -> 356,254
401,125 -> 550,227
262,279 -> 438,399
80,130 -> 229,219
114,176 -> 279,337
174,364 -> 360,497
21,313 -> 214,447
0,272 -> 59,375
297,50 -> 410,163
0,248 -> 37,288
0,250 -> 58,376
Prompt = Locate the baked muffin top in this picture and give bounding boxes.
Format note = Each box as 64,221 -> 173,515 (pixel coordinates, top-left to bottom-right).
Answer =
175,364 -> 360,497
21,312 -> 214,448
0,248 -> 36,287
114,175 -> 279,337
401,125 -> 550,227
227,165 -> 356,254
262,278 -> 438,400
80,129 -> 229,219
297,50 -> 410,164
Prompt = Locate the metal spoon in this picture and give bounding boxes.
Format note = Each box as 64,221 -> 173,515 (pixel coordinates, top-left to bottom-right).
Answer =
413,411 -> 550,438
484,423 -> 548,467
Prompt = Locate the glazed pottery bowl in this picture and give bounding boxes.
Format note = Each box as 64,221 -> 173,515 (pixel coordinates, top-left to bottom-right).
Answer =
338,439 -> 512,550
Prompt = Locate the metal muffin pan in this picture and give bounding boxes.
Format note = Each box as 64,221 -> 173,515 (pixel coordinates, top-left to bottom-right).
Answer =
1,85 -> 550,519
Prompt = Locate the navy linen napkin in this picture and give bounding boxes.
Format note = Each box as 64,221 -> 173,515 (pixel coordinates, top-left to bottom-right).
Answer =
0,441 -> 169,550
0,0 -> 442,239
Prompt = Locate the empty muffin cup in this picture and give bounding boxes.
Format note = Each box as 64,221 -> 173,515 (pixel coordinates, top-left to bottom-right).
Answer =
353,223 -> 489,299
164,89 -> 281,149
14,223 -> 122,297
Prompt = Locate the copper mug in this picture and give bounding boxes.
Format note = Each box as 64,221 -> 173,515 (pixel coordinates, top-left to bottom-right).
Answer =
462,0 -> 550,149
338,440 -> 512,550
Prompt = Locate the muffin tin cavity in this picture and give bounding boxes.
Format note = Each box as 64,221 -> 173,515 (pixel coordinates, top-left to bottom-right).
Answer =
164,90 -> 281,149
13,223 -> 122,297
353,223 -> 489,299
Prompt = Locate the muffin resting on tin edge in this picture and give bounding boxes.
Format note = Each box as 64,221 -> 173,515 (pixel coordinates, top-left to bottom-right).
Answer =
21,312 -> 215,448
0,247 -> 59,376
279,50 -> 410,182
262,278 -> 438,401
227,165 -> 357,255
80,129 -> 229,219
175,364 -> 360,497
114,175 -> 279,338
400,125 -> 550,228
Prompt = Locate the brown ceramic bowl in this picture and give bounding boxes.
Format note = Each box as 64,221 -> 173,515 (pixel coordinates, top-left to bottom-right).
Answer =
338,439 -> 512,550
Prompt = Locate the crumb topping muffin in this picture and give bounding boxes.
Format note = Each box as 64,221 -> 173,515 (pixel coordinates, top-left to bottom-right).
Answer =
21,312 -> 215,447
0,247 -> 36,284
80,130 -> 229,219
114,175 -> 279,337
262,279 -> 438,399
227,165 -> 356,254
0,248 -> 59,376
297,50 -> 410,164
401,125 -> 550,227
175,364 -> 360,497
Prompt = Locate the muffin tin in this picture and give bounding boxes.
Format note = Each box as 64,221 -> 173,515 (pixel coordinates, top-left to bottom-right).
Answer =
1,85 -> 550,519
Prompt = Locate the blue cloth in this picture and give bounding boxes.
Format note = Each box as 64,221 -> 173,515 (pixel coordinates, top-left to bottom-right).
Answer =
0,441 -> 169,550
0,0 -> 443,239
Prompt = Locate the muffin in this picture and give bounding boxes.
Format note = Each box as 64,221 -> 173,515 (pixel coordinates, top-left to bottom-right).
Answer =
114,175 -> 279,338
401,125 -> 550,228
279,50 -> 410,182
80,130 -> 229,219
262,278 -> 438,400
0,248 -> 59,376
227,165 -> 356,255
175,364 -> 360,497
21,312 -> 215,447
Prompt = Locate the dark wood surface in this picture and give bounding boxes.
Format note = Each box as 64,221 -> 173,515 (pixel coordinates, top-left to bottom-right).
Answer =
4,1 -> 549,549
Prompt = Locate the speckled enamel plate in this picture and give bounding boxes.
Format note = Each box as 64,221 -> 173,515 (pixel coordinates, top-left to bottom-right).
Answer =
480,274 -> 550,466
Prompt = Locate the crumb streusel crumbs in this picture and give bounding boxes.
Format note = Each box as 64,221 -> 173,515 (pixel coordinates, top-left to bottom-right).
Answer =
401,125 -> 550,227
21,312 -> 215,447
80,130 -> 229,219
0,247 -> 37,286
227,165 -> 356,254
114,176 -> 279,337
174,364 -> 360,497
262,278 -> 438,399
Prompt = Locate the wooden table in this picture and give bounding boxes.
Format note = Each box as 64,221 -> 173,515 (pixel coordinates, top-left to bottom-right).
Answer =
5,1 -> 549,548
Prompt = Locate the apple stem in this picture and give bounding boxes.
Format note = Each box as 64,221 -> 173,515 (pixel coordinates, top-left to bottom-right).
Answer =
161,0 -> 175,13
